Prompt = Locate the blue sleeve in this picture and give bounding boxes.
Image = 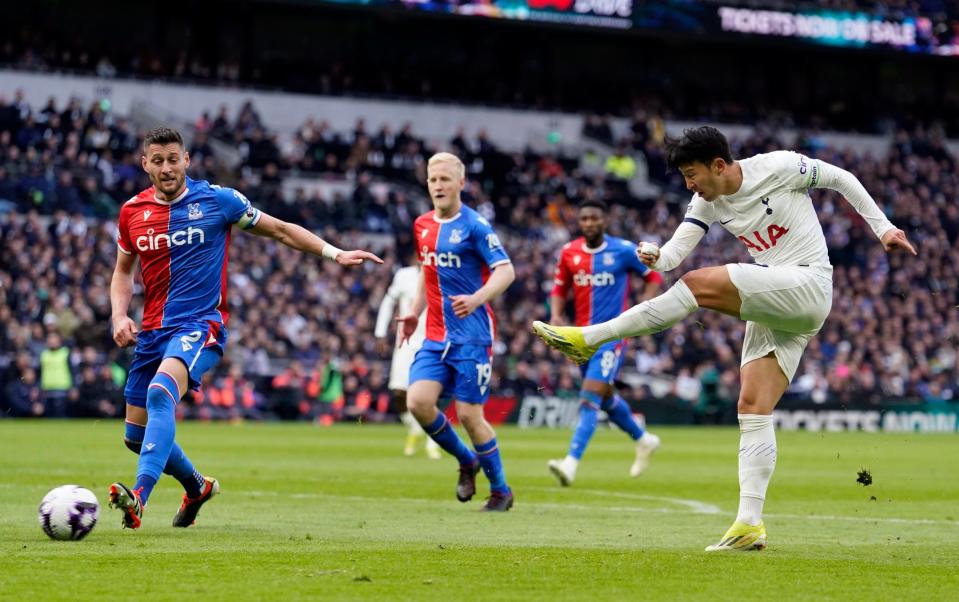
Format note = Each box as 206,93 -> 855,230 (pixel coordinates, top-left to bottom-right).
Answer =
214,186 -> 261,230
623,241 -> 650,276
471,216 -> 510,268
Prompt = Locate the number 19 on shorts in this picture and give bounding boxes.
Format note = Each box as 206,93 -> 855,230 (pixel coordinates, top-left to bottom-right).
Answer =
476,362 -> 492,395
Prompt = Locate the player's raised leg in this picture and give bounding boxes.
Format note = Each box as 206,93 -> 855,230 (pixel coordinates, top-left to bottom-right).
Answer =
535,267 -> 739,362
705,353 -> 786,552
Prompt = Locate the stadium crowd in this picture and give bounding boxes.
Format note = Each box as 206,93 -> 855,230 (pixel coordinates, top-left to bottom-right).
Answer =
1,95 -> 958,423
7,4 -> 959,134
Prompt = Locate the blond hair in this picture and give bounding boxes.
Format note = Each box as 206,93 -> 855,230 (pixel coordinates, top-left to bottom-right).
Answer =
427,152 -> 465,179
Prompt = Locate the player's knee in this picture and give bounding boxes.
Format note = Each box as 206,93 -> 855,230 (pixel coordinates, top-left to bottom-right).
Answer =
146,373 -> 180,413
679,268 -> 714,300
405,394 -> 431,416
737,395 -> 765,415
458,411 -> 481,431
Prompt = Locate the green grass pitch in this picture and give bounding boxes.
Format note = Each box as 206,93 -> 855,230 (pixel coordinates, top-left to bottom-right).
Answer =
1,421 -> 957,600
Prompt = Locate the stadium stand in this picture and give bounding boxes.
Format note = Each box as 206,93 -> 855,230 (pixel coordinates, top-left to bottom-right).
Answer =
1,89 -> 957,422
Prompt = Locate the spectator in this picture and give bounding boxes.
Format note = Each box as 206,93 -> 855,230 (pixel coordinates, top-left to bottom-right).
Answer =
39,332 -> 72,417
4,368 -> 44,417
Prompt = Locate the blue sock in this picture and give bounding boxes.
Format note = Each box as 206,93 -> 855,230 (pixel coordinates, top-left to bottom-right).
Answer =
125,422 -> 205,498
475,438 -> 509,494
424,413 -> 477,466
568,391 -> 602,460
134,372 -> 180,504
602,394 -> 645,441
166,444 -> 205,498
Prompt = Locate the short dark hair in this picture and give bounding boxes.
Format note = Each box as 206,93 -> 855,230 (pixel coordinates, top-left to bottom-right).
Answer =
665,126 -> 733,170
142,127 -> 184,152
578,198 -> 608,213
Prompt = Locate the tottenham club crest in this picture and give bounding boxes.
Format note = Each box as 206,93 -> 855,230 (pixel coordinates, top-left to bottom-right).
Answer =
188,203 -> 203,220
449,228 -> 463,244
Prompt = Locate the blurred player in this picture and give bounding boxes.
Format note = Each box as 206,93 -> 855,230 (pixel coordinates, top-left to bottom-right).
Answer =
374,250 -> 441,459
396,152 -> 517,511
109,127 -> 381,529
533,126 -> 916,550
546,199 -> 663,486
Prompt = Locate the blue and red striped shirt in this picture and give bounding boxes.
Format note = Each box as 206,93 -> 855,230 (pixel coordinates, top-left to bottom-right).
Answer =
414,205 -> 510,345
116,177 -> 260,330
552,236 -> 661,327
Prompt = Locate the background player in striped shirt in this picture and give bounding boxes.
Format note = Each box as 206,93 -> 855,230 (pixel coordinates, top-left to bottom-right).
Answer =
109,127 -> 382,529
374,249 -> 441,459
546,199 -> 664,487
396,152 -> 517,511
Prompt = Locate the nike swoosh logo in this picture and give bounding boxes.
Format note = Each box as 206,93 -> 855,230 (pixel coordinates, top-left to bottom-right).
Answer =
720,218 -> 734,225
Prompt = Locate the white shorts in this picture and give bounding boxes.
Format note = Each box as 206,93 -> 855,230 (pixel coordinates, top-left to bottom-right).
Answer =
726,263 -> 833,382
388,342 -> 421,391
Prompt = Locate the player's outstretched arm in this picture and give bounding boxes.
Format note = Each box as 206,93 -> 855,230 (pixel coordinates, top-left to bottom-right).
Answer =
110,250 -> 139,348
814,161 -> 916,255
449,262 -> 515,319
248,212 -> 384,266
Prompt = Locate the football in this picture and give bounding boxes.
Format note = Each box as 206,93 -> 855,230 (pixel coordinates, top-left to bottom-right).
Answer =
38,485 -> 100,541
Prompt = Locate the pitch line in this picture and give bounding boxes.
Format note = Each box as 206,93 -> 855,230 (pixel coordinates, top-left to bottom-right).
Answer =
239,489 -> 959,527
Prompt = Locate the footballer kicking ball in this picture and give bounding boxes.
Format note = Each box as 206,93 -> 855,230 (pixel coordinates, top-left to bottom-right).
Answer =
38,485 -> 100,541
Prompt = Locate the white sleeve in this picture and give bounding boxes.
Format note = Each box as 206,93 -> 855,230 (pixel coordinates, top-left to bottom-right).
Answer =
374,275 -> 401,338
771,150 -> 820,190
654,221 -> 708,272
814,161 -> 896,240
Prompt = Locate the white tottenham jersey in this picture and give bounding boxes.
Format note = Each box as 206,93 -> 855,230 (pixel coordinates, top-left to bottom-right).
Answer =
374,265 -> 426,345
684,151 -> 838,267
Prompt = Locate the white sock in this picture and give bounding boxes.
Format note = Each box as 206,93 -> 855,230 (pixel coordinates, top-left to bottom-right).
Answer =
736,414 -> 776,526
562,455 -> 579,474
582,281 -> 698,346
401,411 -> 424,435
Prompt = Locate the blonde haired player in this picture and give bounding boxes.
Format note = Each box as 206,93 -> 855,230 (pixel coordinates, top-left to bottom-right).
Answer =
534,126 -> 916,550
375,250 -> 441,459
397,151 -> 517,511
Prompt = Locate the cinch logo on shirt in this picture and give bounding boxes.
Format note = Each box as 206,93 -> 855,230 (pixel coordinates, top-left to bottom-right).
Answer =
136,226 -> 206,251
421,248 -> 462,268
574,271 -> 616,287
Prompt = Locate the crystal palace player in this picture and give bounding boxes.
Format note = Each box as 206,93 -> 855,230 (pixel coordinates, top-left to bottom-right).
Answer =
546,199 -> 663,487
396,152 -> 516,511
534,127 -> 916,550
109,127 -> 381,529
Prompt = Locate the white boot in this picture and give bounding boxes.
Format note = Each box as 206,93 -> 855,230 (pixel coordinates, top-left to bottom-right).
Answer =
425,438 -> 442,460
630,432 -> 661,477
547,456 -> 579,487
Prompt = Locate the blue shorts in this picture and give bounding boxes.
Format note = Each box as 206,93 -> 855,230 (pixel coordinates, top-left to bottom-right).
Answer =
580,340 -> 626,385
409,341 -> 493,404
123,321 -> 226,407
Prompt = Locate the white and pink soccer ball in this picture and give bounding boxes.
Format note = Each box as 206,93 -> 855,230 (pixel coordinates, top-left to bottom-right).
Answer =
38,485 -> 99,541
